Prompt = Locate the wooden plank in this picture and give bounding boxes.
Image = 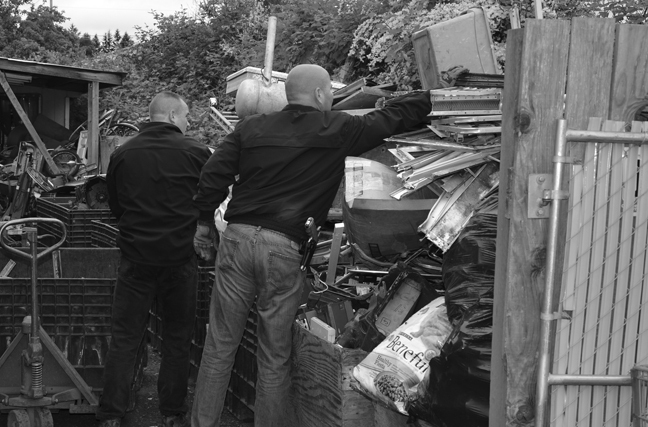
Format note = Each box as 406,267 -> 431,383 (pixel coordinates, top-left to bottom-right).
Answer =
590,121 -> 626,427
489,19 -> 571,427
609,24 -> 648,123
490,27 -> 523,427
564,119 -> 600,426
0,57 -> 123,86
0,71 -> 61,175
86,81 -> 100,169
564,18 -> 615,163
604,121 -> 641,425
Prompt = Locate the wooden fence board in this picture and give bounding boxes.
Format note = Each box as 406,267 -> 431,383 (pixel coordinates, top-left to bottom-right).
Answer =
491,19 -> 571,427
609,24 -> 648,123
564,18 -> 615,162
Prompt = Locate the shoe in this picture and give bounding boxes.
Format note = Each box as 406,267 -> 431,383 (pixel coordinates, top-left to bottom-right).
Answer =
162,413 -> 188,427
98,419 -> 121,427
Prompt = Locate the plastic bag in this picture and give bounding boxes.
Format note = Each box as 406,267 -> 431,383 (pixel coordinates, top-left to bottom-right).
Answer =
352,297 -> 452,415
407,211 -> 496,426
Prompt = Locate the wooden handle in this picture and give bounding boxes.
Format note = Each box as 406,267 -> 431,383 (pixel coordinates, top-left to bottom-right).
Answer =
263,16 -> 277,85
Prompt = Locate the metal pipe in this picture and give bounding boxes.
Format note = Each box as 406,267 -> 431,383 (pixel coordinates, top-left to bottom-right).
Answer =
535,118 -> 568,427
566,129 -> 648,144
548,374 -> 632,386
28,227 -> 39,337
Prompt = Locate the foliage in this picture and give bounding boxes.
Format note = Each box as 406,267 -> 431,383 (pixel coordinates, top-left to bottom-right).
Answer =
348,0 -> 508,90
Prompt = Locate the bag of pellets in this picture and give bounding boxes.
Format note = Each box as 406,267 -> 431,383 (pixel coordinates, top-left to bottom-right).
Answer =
352,296 -> 452,415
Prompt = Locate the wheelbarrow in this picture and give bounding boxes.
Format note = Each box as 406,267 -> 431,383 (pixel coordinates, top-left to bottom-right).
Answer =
0,218 -> 99,426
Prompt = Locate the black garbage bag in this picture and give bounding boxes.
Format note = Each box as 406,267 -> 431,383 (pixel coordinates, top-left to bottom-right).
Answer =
407,211 -> 496,426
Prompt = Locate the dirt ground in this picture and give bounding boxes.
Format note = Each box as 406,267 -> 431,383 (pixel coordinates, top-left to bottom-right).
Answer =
0,347 -> 254,427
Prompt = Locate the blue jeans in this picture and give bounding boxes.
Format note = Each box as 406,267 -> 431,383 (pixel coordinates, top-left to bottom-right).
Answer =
191,224 -> 305,427
97,256 -> 197,420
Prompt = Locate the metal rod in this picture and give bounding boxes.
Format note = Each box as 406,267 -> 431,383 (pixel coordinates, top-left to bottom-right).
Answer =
566,129 -> 648,144
535,118 -> 568,427
548,374 -> 632,386
28,227 -> 39,337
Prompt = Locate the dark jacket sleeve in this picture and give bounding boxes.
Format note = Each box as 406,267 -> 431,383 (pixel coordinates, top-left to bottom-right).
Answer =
106,151 -> 123,220
344,91 -> 431,156
193,128 -> 241,221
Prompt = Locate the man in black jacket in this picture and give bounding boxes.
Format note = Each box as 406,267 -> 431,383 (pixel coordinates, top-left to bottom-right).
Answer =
98,91 -> 212,427
191,64 -> 432,427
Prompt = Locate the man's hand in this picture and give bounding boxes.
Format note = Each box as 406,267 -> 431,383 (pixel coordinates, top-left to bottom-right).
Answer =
194,220 -> 218,261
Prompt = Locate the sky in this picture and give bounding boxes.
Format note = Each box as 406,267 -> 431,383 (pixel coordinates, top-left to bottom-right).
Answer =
46,0 -> 200,39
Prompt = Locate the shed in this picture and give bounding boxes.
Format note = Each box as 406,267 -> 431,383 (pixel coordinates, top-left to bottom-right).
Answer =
0,57 -> 126,175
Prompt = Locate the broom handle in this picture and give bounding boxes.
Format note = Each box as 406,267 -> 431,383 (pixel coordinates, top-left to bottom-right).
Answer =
263,16 -> 277,85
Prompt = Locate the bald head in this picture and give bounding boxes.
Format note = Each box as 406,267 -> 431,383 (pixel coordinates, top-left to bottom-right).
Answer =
285,64 -> 333,111
149,91 -> 190,134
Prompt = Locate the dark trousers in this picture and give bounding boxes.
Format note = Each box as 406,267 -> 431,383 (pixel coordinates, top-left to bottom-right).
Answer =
97,256 -> 197,420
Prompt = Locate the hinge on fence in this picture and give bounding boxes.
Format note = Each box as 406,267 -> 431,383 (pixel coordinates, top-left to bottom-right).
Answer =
528,174 -> 570,218
528,174 -> 555,218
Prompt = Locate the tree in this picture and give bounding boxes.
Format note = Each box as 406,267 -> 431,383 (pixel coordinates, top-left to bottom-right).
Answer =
114,28 -> 122,46
120,32 -> 134,48
0,4 -> 80,61
92,34 -> 101,49
102,30 -> 114,52
79,32 -> 94,56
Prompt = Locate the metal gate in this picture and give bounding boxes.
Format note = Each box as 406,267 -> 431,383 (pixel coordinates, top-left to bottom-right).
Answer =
536,118 -> 648,427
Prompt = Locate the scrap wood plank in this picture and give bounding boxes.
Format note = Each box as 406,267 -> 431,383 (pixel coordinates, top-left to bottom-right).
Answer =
490,18 -> 571,427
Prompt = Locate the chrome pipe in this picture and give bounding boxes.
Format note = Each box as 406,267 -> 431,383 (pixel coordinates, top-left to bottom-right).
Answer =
566,129 -> 648,144
548,374 -> 632,387
535,118 -> 569,427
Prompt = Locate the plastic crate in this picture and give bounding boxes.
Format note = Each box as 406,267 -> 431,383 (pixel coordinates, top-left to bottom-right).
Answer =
0,278 -> 113,389
36,197 -> 117,247
90,220 -> 119,248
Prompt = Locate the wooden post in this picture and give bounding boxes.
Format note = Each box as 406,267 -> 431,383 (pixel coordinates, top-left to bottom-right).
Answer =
490,19 -> 571,427
0,71 -> 61,176
86,81 -> 100,170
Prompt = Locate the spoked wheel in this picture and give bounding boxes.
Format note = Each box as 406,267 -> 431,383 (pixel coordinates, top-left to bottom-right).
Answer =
33,408 -> 53,427
7,409 -> 30,427
106,122 -> 139,137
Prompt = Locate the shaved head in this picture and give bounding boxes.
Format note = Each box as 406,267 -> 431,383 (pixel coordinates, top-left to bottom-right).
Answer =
149,91 -> 190,134
285,64 -> 333,111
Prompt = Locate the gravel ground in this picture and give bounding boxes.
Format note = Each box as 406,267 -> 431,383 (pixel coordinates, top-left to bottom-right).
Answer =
0,346 -> 254,427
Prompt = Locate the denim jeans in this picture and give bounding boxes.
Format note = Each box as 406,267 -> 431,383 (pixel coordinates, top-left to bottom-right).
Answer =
97,256 -> 197,420
191,224 -> 305,427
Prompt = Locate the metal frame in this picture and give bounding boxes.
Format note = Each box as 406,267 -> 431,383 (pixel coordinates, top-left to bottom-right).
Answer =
535,118 -> 648,427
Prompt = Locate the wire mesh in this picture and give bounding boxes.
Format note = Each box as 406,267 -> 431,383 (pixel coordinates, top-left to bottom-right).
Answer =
550,120 -> 648,427
632,366 -> 648,426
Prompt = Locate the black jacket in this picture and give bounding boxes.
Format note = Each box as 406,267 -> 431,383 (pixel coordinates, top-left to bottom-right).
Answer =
107,122 -> 212,266
193,91 -> 432,243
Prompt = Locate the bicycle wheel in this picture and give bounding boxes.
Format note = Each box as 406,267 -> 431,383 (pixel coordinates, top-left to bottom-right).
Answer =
43,149 -> 81,178
106,122 -> 139,137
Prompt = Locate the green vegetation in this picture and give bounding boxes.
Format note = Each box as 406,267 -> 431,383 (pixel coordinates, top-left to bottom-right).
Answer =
0,0 -> 645,143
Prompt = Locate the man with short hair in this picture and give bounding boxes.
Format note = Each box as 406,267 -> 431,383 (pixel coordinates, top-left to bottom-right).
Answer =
190,64 -> 432,427
98,91 -> 212,427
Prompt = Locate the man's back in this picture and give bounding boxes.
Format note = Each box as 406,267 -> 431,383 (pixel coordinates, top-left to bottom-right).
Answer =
107,122 -> 211,266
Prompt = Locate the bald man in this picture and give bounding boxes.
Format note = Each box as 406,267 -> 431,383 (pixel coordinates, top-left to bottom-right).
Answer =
99,91 -> 211,427
191,65 -> 432,427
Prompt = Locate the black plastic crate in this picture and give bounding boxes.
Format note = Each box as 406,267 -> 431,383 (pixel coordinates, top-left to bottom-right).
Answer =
36,197 -> 117,247
0,278 -> 114,389
90,220 -> 119,248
